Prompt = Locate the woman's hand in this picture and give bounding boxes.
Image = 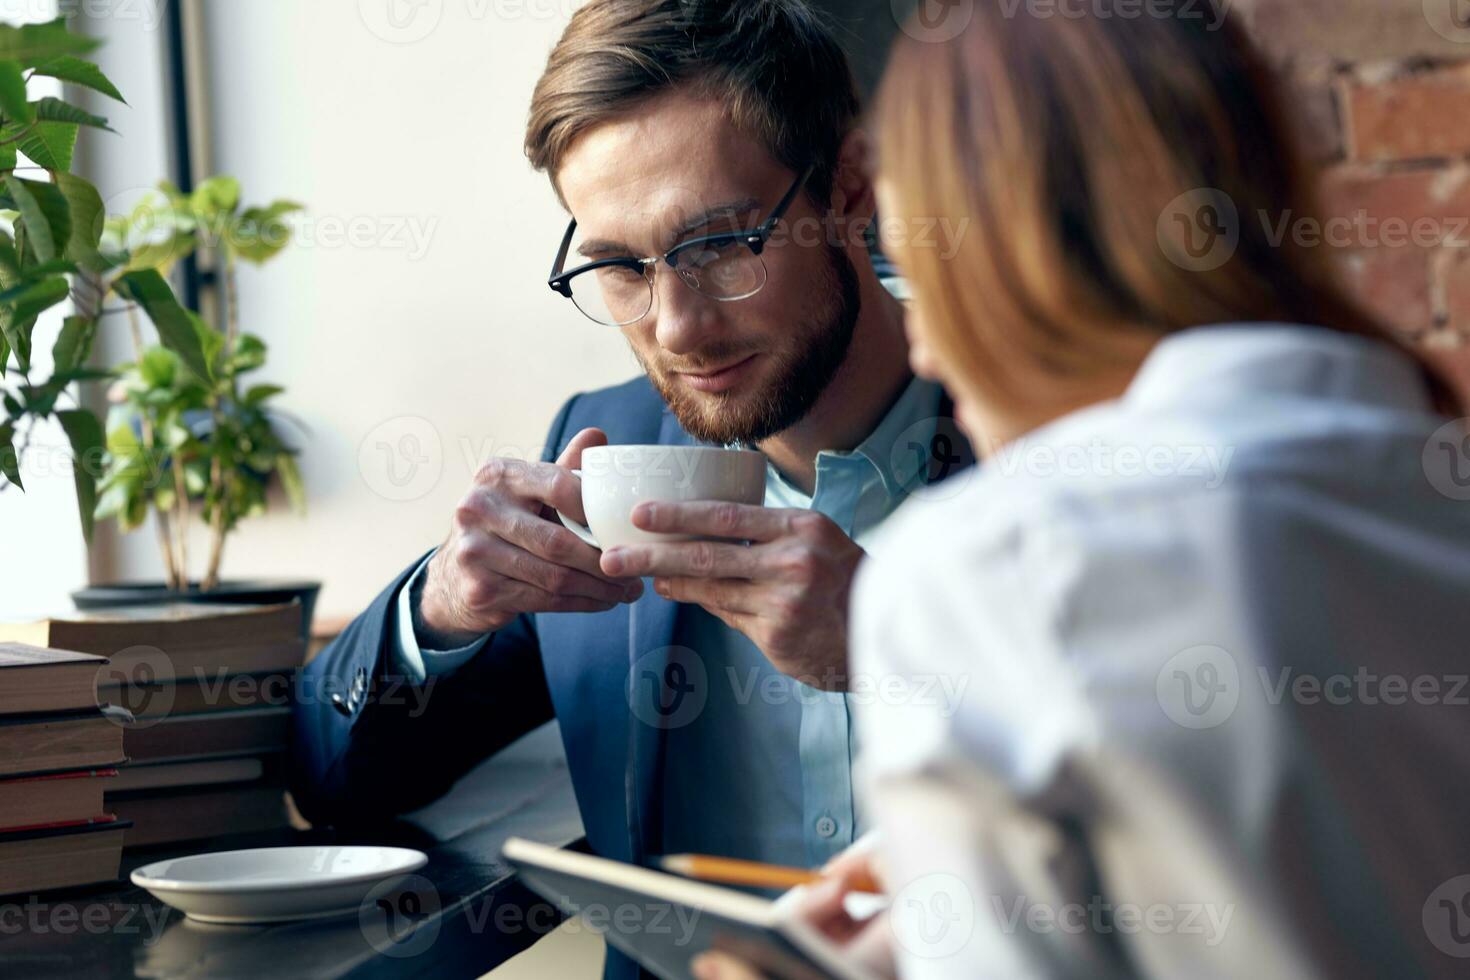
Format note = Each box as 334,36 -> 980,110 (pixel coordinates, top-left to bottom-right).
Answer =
690,951 -> 767,980
689,838 -> 897,980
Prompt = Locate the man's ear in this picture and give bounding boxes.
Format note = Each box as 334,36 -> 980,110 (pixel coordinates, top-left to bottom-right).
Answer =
828,128 -> 877,243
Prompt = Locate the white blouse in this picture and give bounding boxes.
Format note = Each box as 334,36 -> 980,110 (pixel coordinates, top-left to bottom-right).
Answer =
851,324 -> 1470,980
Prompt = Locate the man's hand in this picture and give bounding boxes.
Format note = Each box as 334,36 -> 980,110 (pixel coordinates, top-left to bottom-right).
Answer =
597,502 -> 864,689
416,427 -> 644,646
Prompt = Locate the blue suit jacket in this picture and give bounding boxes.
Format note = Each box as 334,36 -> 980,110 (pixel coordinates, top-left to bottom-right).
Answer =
289,374 -> 972,979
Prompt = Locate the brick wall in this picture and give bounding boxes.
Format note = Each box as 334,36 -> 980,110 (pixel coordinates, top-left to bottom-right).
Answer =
1234,0 -> 1470,391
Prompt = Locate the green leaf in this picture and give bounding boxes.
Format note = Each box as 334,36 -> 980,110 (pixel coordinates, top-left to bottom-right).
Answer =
5,176 -> 70,263
230,333 -> 267,373
53,171 -> 106,272
105,416 -> 141,457
164,422 -> 195,453
114,269 -> 211,383
0,324 -> 9,377
0,275 -> 69,321
111,192 -> 196,273
194,311 -> 224,371
92,476 -> 130,517
0,230 -> 19,281
228,200 -> 302,263
190,175 -> 240,219
17,257 -> 77,279
183,459 -> 207,495
125,491 -> 148,529
0,308 -> 31,371
0,421 -> 20,489
243,383 -> 284,407
137,345 -> 178,388
0,141 -> 13,171
0,19 -> 99,66
0,276 -> 68,366
156,179 -> 188,207
48,366 -> 110,386
32,55 -> 125,103
276,452 -> 305,513
32,95 -> 113,132
11,120 -> 78,171
93,480 -> 130,521
139,387 -> 175,408
19,376 -> 66,415
56,408 -> 103,544
0,61 -> 33,126
0,266 -> 72,365
51,314 -> 95,373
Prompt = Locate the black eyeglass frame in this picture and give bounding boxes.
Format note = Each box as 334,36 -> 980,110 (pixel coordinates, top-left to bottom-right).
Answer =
546,164 -> 816,319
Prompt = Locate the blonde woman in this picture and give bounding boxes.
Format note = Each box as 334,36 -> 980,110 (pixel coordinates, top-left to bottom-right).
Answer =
697,2 -> 1470,979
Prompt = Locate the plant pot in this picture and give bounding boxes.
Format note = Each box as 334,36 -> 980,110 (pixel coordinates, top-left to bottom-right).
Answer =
70,580 -> 321,644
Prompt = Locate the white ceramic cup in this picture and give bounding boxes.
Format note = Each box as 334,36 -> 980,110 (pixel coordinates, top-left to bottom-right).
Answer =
556,445 -> 766,550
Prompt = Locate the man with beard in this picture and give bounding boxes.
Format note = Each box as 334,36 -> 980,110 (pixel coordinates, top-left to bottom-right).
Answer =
291,6 -> 971,974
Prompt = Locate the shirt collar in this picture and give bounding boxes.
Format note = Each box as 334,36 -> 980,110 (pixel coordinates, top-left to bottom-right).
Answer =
1126,323 -> 1432,414
850,374 -> 946,499
753,374 -> 946,502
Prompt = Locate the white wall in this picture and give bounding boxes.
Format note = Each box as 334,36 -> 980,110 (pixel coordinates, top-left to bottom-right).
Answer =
100,0 -> 637,619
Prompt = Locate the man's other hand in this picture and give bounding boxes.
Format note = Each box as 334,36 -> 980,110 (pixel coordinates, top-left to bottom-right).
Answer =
417,426 -> 644,645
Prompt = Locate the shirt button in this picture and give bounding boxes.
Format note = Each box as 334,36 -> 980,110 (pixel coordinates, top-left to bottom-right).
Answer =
815,815 -> 838,839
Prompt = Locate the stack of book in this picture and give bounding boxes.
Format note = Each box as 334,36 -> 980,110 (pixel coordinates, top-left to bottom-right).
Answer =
0,602 -> 306,849
0,643 -> 129,895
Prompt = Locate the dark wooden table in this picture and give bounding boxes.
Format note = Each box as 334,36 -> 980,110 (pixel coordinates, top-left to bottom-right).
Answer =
0,723 -> 586,980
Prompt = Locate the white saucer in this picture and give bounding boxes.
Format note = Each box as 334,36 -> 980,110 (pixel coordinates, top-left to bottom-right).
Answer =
131,845 -> 429,923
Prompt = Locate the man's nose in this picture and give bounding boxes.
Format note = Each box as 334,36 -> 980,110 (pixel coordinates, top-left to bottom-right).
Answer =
651,269 -> 721,356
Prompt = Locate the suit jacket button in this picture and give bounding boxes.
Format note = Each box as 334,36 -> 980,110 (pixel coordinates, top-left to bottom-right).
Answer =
331,692 -> 352,717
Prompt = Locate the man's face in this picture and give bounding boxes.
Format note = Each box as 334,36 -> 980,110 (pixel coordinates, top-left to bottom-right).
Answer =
556,93 -> 860,445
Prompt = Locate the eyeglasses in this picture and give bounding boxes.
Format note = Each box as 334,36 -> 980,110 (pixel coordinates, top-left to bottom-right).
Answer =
547,164 -> 815,326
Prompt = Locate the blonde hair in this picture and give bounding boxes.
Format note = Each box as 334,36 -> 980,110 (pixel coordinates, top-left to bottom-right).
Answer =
875,1 -> 1452,421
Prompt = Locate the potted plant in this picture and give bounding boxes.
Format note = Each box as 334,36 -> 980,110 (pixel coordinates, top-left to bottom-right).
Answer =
72,177 -> 319,636
0,20 -> 317,636
0,18 -> 203,542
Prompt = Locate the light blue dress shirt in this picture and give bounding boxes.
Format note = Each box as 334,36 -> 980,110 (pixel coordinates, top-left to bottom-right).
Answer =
392,368 -> 945,870
660,374 -> 943,869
